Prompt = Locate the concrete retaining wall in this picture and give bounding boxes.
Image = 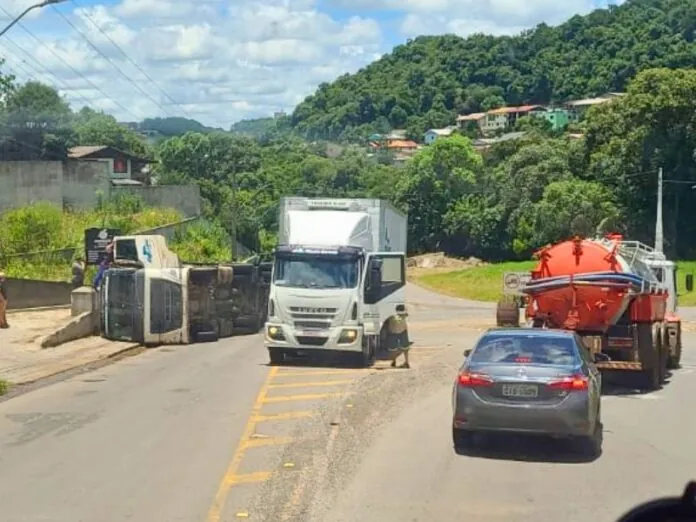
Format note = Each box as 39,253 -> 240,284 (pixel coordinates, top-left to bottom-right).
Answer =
4,278 -> 73,310
40,311 -> 98,348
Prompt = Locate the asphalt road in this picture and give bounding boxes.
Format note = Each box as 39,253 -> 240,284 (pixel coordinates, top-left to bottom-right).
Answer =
0,284 -> 694,522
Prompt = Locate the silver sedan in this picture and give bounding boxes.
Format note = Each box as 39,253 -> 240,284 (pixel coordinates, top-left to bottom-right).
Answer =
452,328 -> 603,457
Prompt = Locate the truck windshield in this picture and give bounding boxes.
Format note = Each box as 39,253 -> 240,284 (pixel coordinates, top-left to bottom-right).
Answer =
273,256 -> 359,289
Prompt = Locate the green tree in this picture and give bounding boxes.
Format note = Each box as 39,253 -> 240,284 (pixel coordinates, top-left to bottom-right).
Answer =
395,135 -> 482,253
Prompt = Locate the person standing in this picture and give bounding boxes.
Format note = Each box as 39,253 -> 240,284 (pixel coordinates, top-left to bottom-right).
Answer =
0,271 -> 9,329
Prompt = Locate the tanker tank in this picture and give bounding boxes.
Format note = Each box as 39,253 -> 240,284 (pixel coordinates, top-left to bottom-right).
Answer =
522,234 -> 666,333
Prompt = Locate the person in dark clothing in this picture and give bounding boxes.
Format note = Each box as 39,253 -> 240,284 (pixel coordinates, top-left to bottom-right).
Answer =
0,271 -> 8,328
93,241 -> 114,290
72,257 -> 85,289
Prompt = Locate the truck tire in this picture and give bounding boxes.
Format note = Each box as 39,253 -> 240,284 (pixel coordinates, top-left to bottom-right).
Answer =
639,323 -> 661,391
195,330 -> 219,343
358,335 -> 376,368
496,297 -> 519,327
667,324 -> 682,369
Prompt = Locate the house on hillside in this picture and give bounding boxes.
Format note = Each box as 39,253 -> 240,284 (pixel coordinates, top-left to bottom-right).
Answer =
423,126 -> 456,145
481,105 -> 546,134
565,93 -> 625,120
369,138 -> 419,152
456,112 -> 486,133
68,146 -> 152,185
540,107 -> 573,131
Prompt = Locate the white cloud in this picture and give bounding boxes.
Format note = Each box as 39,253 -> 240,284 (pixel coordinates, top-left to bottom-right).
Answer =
0,0 -> 621,127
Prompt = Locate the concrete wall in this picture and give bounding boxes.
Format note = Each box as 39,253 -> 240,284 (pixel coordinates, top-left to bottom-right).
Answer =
4,278 -> 73,310
0,160 -> 200,217
111,185 -> 201,218
0,161 -> 63,210
62,160 -> 111,210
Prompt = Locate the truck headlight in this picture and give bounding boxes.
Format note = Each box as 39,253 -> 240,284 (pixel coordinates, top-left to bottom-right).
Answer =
267,325 -> 285,341
338,328 -> 358,344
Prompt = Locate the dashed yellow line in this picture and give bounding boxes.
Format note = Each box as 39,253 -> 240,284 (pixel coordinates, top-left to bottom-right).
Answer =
205,366 -> 278,522
242,436 -> 294,449
268,379 -> 355,389
274,369 -> 368,377
254,411 -> 315,422
263,392 -> 346,403
226,472 -> 272,486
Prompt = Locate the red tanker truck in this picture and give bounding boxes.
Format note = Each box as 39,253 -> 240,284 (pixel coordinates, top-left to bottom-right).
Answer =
497,234 -> 683,390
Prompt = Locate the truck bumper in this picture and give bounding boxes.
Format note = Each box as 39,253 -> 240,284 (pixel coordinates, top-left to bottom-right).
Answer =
263,322 -> 364,353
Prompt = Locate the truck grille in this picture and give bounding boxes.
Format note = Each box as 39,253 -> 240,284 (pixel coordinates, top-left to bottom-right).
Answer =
289,306 -> 337,329
296,336 -> 328,346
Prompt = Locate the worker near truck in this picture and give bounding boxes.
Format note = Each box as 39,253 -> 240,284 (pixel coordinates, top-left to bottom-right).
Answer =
0,271 -> 8,328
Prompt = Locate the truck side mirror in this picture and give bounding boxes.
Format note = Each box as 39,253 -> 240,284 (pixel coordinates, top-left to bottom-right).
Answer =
686,274 -> 693,292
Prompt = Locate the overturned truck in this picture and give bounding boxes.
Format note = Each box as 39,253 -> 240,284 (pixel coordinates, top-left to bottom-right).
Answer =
100,235 -> 271,345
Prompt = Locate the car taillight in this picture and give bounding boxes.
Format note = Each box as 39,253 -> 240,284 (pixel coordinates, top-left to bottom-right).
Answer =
458,371 -> 493,388
548,374 -> 589,391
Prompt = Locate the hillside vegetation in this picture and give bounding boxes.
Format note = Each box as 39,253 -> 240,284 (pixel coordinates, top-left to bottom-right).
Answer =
291,0 -> 696,140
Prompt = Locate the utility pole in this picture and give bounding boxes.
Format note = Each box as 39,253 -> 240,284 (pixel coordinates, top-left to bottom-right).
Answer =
0,0 -> 65,38
230,170 -> 237,261
655,167 -> 664,253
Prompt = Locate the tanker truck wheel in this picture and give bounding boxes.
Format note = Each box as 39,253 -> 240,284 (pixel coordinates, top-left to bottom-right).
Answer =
667,324 -> 682,369
496,296 -> 520,327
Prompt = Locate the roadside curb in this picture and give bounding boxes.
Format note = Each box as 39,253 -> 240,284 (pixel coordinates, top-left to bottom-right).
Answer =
5,342 -> 143,390
8,304 -> 71,315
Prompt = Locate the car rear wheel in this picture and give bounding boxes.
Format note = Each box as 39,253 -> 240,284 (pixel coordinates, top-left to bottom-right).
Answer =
576,421 -> 602,458
452,427 -> 474,449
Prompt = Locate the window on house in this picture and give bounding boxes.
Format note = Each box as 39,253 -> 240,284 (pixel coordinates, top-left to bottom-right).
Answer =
113,158 -> 128,174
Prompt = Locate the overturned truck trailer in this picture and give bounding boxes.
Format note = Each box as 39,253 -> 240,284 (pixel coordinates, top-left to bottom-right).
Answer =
100,235 -> 271,345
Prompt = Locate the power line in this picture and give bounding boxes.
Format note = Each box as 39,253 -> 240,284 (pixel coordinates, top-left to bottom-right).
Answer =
52,3 -> 176,118
0,4 -> 142,121
0,35 -> 97,108
68,0 -> 195,120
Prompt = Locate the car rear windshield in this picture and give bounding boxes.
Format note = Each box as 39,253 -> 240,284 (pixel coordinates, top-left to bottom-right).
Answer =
470,335 -> 579,366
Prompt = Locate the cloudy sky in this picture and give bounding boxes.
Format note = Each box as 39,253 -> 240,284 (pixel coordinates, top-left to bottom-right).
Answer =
0,0 -> 622,128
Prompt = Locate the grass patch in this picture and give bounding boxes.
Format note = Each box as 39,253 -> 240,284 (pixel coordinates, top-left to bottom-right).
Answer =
0,379 -> 9,396
677,261 -> 696,307
413,261 -> 536,302
413,258 -> 696,306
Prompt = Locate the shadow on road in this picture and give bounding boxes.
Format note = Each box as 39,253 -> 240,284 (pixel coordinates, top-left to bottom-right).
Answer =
454,431 -> 602,464
601,370 -> 673,396
261,349 -> 405,370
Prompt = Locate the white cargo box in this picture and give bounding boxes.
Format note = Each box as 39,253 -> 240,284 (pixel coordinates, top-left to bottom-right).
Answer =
278,197 -> 407,253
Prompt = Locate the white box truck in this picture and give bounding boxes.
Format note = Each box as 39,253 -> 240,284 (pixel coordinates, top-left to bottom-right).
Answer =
264,197 -> 408,366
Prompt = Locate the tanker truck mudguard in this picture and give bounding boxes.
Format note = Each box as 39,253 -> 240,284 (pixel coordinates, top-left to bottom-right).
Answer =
100,234 -> 271,345
265,197 -> 408,367
518,234 -> 684,390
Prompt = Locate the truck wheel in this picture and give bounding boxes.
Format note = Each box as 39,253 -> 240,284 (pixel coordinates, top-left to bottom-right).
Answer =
359,336 -> 376,368
667,324 -> 682,369
496,297 -> 519,327
268,348 -> 284,365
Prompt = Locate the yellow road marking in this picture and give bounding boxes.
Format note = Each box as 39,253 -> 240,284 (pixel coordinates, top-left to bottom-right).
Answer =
262,392 -> 345,403
226,472 -> 272,485
267,379 -> 355,389
254,411 -> 315,422
206,366 -> 278,522
242,436 -> 294,449
274,369 -> 367,377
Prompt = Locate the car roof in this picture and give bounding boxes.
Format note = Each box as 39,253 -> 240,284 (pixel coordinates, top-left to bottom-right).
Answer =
481,327 -> 575,339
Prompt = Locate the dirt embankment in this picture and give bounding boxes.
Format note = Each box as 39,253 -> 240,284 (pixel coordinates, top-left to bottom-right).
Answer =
406,252 -> 485,278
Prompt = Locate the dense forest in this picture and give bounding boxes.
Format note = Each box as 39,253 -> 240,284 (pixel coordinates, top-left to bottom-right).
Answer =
290,0 -> 696,141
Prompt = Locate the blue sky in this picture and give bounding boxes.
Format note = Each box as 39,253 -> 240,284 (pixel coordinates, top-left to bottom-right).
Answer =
0,0 -> 623,127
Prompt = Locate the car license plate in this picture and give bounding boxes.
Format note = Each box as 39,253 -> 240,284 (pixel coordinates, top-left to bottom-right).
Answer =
501,384 -> 539,398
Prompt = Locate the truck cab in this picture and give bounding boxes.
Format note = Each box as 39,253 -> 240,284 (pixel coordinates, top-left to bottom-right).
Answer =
264,198 -> 408,366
